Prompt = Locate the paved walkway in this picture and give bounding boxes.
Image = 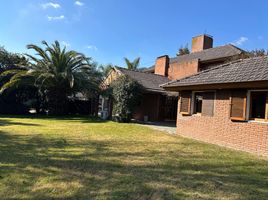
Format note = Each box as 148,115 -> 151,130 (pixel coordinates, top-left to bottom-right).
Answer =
138,122 -> 177,134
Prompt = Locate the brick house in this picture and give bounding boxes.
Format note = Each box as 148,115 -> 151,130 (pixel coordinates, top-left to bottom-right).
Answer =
162,56 -> 268,156
101,34 -> 244,122
100,67 -> 177,121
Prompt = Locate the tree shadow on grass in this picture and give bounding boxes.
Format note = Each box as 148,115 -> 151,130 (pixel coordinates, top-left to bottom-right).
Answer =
0,119 -> 42,126
0,131 -> 267,200
0,115 -> 108,124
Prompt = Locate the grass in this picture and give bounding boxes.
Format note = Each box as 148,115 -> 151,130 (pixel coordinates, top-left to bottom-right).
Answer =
0,116 -> 267,200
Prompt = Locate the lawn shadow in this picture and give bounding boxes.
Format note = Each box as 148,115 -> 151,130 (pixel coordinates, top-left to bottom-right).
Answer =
0,119 -> 42,127
136,121 -> 176,128
0,130 -> 268,200
0,114 -> 109,124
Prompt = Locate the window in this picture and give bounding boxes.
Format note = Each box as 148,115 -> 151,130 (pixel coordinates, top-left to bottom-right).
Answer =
230,90 -> 268,122
230,90 -> 247,121
249,91 -> 268,121
194,92 -> 203,114
180,91 -> 215,116
192,92 -> 215,116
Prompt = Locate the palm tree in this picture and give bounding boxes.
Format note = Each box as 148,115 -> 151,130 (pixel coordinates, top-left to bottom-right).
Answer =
1,41 -> 101,115
124,57 -> 140,70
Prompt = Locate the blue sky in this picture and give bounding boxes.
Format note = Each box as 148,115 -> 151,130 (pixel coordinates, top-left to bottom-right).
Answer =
0,0 -> 267,67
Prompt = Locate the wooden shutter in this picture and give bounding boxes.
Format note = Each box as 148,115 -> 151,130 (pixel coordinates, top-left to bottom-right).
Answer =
202,92 -> 215,116
180,91 -> 191,115
230,90 -> 247,121
266,93 -> 268,120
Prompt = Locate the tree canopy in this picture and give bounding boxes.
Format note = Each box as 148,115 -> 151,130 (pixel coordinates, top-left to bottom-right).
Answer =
245,49 -> 268,58
176,44 -> 190,56
0,41 -> 102,115
0,47 -> 28,71
0,47 -> 35,114
111,75 -> 142,122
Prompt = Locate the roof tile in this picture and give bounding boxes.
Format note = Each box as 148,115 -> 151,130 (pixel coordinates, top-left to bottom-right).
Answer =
116,67 -> 170,93
162,56 -> 268,88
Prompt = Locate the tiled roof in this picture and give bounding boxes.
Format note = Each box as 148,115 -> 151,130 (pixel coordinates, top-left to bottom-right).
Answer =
116,67 -> 170,93
162,56 -> 268,88
169,44 -> 243,64
142,65 -> 155,72
142,44 -> 243,72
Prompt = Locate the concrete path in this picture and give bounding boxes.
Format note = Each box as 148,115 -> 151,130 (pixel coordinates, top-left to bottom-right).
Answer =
138,122 -> 177,134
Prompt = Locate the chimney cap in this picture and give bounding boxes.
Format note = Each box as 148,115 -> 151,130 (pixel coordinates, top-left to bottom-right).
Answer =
192,34 -> 213,39
156,55 -> 169,59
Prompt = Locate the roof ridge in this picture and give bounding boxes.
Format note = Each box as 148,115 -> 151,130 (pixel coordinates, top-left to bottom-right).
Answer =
226,43 -> 246,52
116,66 -> 169,78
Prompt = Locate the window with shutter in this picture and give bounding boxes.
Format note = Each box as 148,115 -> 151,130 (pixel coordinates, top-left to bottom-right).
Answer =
249,91 -> 268,121
192,91 -> 215,116
202,92 -> 215,116
230,90 -> 247,121
180,91 -> 191,115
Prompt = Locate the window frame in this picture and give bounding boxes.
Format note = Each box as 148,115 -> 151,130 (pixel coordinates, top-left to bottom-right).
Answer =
193,92 -> 203,115
246,90 -> 268,122
230,90 -> 247,121
179,91 -> 192,115
191,91 -> 216,116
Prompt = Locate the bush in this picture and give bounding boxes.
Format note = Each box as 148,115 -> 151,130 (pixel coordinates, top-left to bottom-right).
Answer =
111,76 -> 142,122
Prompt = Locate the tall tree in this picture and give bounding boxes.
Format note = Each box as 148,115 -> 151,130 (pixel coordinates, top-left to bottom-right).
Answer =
0,47 -> 35,114
0,46 -> 28,71
1,41 -> 101,115
124,57 -> 140,70
176,44 -> 190,56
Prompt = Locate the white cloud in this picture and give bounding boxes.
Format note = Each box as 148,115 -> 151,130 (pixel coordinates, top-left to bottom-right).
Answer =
62,41 -> 71,47
47,15 -> 65,21
86,45 -> 98,51
42,2 -> 61,9
232,36 -> 248,46
74,1 -> 84,6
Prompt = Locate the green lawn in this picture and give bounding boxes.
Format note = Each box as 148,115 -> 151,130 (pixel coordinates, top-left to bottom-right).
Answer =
0,116 -> 267,200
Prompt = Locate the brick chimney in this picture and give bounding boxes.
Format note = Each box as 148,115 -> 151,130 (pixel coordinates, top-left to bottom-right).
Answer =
155,55 -> 169,76
192,34 -> 213,53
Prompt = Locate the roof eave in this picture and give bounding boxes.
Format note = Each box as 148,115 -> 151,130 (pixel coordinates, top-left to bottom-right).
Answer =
162,80 -> 268,91
144,87 -> 166,94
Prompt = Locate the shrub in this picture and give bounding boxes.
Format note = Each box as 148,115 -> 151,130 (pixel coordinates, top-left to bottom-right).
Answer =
111,76 -> 142,122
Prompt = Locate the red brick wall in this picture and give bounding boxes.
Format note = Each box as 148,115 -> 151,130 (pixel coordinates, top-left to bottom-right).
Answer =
192,35 -> 213,53
155,56 -> 169,76
168,60 -> 199,80
176,90 -> 268,156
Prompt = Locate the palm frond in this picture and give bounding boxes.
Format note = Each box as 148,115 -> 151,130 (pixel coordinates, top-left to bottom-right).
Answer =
26,44 -> 50,62
0,71 -> 34,93
124,57 -> 140,70
124,58 -> 132,69
2,40 -> 102,101
132,57 -> 140,69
